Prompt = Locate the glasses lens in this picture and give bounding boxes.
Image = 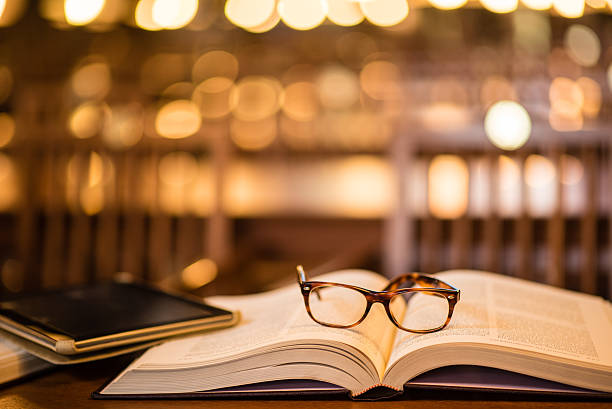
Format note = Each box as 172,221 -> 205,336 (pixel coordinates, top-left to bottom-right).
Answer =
308,285 -> 367,327
390,291 -> 449,332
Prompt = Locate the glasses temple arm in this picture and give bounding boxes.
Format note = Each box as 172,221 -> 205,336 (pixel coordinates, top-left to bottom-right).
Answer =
296,265 -> 307,284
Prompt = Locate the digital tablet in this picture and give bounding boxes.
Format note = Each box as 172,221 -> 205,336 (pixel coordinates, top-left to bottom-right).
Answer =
0,281 -> 239,355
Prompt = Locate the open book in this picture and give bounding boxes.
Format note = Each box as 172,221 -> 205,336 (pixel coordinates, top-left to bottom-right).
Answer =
97,269 -> 612,398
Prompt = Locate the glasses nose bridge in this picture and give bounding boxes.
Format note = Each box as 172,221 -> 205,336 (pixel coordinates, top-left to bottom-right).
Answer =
365,291 -> 392,306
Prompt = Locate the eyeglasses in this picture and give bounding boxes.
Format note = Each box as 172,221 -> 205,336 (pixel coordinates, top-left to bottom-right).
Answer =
296,266 -> 460,333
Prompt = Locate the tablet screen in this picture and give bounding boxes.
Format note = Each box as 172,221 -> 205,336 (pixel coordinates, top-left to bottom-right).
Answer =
0,282 -> 233,341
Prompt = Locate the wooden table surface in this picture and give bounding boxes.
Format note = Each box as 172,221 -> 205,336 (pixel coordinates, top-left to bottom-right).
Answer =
0,355 -> 610,409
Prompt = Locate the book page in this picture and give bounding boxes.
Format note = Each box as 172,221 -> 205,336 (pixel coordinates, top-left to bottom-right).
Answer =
387,270 -> 612,370
127,269 -> 398,381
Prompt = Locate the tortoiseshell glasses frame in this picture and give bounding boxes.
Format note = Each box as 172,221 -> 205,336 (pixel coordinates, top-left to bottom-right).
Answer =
296,265 -> 460,333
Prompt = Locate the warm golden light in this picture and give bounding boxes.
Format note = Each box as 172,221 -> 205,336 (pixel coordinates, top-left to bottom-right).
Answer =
192,50 -> 238,84
420,104 -> 470,132
71,61 -> 111,100
135,0 -> 161,30
360,0 -> 409,27
316,65 -> 360,110
225,0 -> 276,30
155,100 -> 201,139
480,0 -> 518,13
278,0 -> 327,30
152,0 -> 198,29
69,102 -> 108,139
552,0 -> 584,18
282,81 -> 320,122
80,152 -> 109,215
549,77 -> 584,131
525,154 -> 555,189
230,76 -> 282,121
158,152 -> 197,214
428,155 -> 469,219
65,0 -> 105,25
0,113 -> 15,148
223,160 -> 285,216
564,24 -> 600,67
560,154 -> 583,185
497,155 -> 521,217
0,152 -> 18,211
521,0 -> 552,9
102,103 -> 144,149
576,77 -> 601,119
484,101 -> 531,151
327,0 -> 364,26
525,154 -> 556,217
159,152 -> 198,187
192,77 -> 235,120
230,117 -> 277,151
360,60 -> 401,101
0,0 -> 26,27
333,156 -> 392,218
428,0 -> 468,10
181,259 -> 218,290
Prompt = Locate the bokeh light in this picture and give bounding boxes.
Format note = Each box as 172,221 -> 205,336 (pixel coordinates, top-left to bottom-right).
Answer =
0,113 -> 15,148
102,103 -> 144,149
564,25 -> 601,67
69,102 -> 109,139
560,154 -> 583,185
0,152 -> 18,211
576,77 -> 601,119
192,50 -> 239,84
316,65 -> 360,110
192,77 -> 235,120
158,151 -> 197,214
225,0 -> 276,31
135,0 -> 161,30
278,0 -> 327,31
552,0 -> 584,18
525,154 -> 556,217
230,76 -> 282,121
327,0 -> 364,26
65,0 -> 105,26
334,156 -> 392,218
360,0 -> 409,27
181,258 -> 218,290
0,0 -> 26,27
497,155 -> 521,217
428,155 -> 469,219
428,0 -> 468,9
480,0 -> 518,13
282,81 -> 319,122
152,0 -> 198,29
71,60 -> 111,100
549,77 -> 583,131
230,117 -> 277,151
484,101 -> 531,150
155,100 -> 201,139
360,60 -> 402,101
521,0 -> 553,9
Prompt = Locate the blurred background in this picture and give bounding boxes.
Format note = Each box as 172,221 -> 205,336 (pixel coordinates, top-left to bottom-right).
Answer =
0,0 -> 610,298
